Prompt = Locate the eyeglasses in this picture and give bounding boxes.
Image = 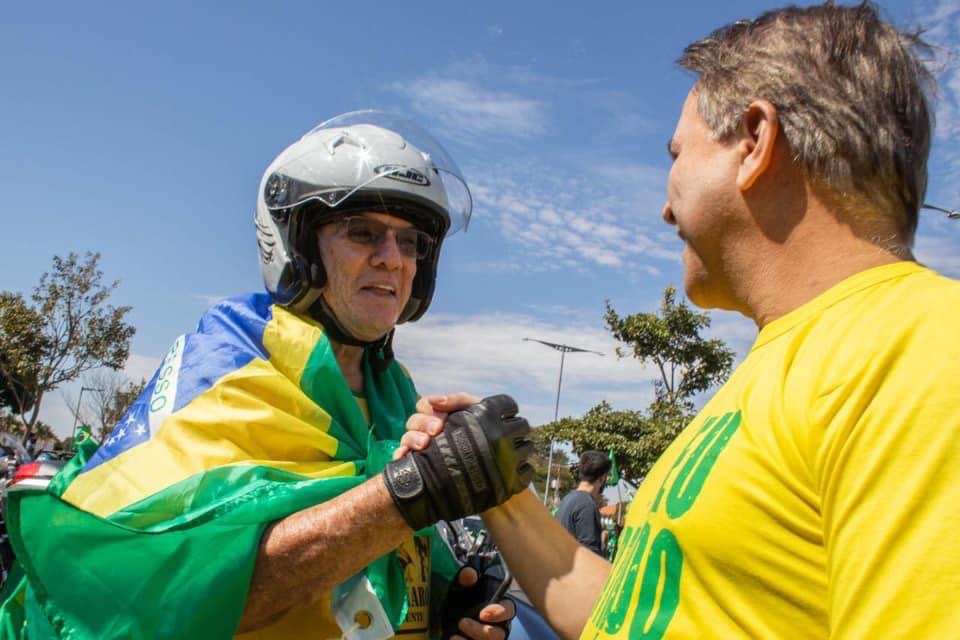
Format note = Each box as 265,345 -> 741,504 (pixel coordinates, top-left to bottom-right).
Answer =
335,216 -> 434,259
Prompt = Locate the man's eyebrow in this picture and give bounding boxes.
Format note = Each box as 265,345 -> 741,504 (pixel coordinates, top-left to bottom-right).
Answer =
667,140 -> 678,159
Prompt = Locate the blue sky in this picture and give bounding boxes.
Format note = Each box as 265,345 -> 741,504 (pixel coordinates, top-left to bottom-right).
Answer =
3,0 -> 960,443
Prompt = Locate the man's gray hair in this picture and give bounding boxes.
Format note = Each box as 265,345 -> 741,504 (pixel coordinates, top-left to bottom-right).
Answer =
678,1 -> 936,254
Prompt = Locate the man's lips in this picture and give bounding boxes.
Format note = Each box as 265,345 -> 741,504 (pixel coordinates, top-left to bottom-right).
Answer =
360,283 -> 397,297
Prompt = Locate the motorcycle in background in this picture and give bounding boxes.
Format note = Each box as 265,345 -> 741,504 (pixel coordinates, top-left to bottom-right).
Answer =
0,439 -> 69,590
437,518 -> 560,640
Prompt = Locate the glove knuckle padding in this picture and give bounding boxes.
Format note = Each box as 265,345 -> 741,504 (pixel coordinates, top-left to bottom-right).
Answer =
384,394 -> 534,531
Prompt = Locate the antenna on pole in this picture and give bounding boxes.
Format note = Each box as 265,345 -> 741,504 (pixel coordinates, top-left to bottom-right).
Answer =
922,203 -> 960,219
523,338 -> 604,507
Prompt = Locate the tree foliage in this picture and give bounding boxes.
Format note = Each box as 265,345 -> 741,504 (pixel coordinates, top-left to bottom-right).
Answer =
539,287 -> 735,484
527,438 -> 576,508
0,252 -> 136,436
604,286 -> 734,411
0,294 -> 47,417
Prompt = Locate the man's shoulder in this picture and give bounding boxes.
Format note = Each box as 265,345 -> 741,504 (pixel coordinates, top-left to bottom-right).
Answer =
770,263 -> 960,347
843,264 -> 960,334
559,490 -> 594,510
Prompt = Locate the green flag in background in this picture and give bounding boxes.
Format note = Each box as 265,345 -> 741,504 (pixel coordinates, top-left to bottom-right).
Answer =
73,424 -> 93,448
606,448 -> 620,486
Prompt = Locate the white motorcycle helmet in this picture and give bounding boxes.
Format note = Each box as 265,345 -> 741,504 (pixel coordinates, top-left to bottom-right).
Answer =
255,111 -> 472,343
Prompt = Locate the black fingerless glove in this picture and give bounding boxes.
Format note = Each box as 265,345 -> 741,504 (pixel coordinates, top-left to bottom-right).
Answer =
383,394 -> 534,531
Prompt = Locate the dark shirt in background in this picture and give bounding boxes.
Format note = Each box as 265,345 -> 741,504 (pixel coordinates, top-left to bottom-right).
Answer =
555,490 -> 602,555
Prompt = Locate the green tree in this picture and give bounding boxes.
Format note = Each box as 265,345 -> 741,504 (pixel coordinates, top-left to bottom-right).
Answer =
539,287 -> 735,483
0,252 -> 136,437
1,353 -> 33,416
527,437 -> 576,507
605,286 -> 734,411
0,295 -> 47,420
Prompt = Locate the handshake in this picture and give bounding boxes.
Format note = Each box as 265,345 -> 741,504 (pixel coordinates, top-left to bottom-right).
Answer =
383,395 -> 535,531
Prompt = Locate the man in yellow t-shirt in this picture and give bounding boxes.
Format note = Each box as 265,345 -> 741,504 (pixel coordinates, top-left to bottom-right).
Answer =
402,3 -> 960,638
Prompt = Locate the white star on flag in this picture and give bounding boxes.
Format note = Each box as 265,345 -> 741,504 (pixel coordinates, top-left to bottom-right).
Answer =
134,425 -> 146,436
125,414 -> 136,426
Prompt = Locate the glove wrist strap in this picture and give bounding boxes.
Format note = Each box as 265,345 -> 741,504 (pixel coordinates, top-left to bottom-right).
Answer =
384,456 -> 434,531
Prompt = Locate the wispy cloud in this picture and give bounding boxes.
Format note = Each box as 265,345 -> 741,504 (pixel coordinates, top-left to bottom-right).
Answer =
394,312 -> 659,425
915,220 -> 960,277
390,77 -> 546,144
916,0 -> 960,203
388,55 -> 663,150
393,308 -> 752,427
193,294 -> 228,307
579,88 -> 660,137
909,0 -> 960,256
466,158 -> 675,274
124,352 -> 162,383
915,0 -> 960,46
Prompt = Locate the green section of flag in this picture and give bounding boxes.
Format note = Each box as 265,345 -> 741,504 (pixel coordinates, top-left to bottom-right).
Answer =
9,489 -> 263,638
6,445 -> 412,638
607,448 -> 620,486
1,327 -> 454,638
0,567 -> 26,639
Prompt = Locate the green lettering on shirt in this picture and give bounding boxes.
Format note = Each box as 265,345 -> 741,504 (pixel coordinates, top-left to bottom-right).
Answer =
666,411 -> 741,519
595,523 -> 650,634
630,528 -> 683,639
590,411 -> 741,638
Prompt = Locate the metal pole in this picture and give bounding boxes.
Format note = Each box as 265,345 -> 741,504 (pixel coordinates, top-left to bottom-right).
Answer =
71,386 -> 96,441
543,349 -> 566,506
523,338 -> 603,507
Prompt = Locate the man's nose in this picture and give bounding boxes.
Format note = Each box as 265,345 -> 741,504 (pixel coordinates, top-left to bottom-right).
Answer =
661,202 -> 677,226
371,231 -> 404,268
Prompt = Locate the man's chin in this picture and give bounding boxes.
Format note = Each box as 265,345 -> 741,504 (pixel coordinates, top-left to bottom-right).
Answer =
684,275 -> 726,311
345,315 -> 402,343
351,326 -> 395,343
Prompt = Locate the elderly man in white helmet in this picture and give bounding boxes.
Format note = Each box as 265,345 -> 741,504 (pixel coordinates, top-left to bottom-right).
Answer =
3,112 -> 533,640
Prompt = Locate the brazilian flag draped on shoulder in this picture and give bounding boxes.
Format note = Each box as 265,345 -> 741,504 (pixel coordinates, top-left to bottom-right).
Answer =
1,293 -> 456,639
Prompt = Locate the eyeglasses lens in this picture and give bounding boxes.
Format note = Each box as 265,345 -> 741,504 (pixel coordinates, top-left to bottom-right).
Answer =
343,218 -> 433,259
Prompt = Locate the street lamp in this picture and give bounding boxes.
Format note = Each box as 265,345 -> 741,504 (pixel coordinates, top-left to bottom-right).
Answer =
71,386 -> 102,441
523,338 -> 604,506
922,203 -> 960,219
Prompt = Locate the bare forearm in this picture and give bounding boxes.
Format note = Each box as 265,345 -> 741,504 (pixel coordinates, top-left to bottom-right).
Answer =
238,475 -> 411,632
482,491 -> 610,640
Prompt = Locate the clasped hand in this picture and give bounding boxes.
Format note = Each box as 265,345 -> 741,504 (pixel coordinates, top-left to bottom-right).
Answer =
392,393 -> 530,640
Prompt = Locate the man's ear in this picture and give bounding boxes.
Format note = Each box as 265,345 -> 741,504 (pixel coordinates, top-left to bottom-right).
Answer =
737,100 -> 780,191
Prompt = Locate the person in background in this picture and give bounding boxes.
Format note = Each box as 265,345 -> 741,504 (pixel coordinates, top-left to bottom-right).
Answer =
555,450 -> 610,556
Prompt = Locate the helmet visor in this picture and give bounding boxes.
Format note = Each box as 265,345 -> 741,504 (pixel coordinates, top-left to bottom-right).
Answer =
263,111 -> 472,235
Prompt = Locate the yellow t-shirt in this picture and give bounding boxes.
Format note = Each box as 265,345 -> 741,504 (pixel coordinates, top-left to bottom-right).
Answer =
582,262 -> 960,639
